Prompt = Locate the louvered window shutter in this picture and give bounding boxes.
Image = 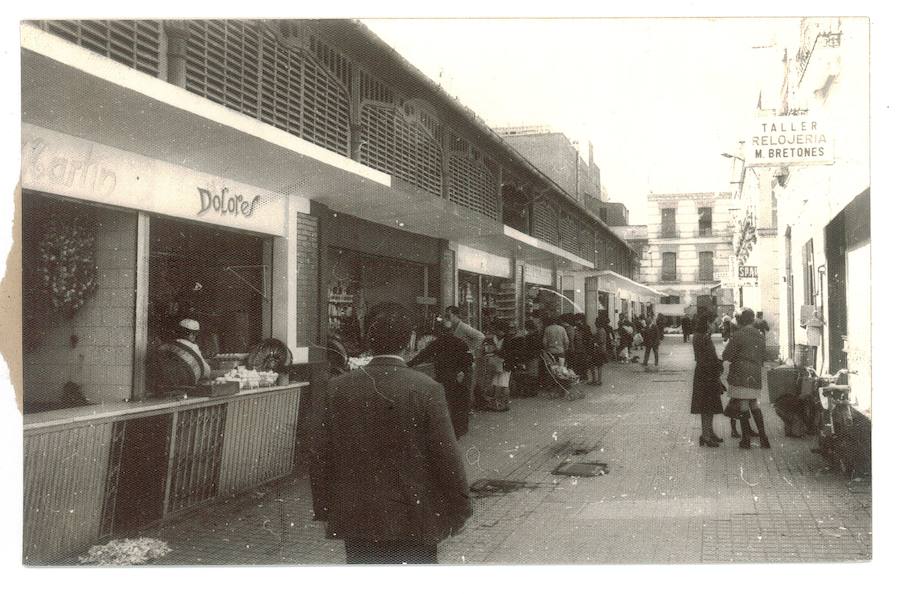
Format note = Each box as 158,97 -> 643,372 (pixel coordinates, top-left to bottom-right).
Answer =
43,20 -> 161,77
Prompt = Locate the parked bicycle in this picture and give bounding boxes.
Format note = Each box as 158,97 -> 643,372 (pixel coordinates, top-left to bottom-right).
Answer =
806,367 -> 860,476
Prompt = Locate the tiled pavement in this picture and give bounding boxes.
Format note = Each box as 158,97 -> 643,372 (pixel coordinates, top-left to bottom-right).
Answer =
147,337 -> 871,565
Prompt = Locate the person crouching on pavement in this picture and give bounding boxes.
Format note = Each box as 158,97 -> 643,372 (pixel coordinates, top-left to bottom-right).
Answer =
722,308 -> 771,449
311,302 -> 472,564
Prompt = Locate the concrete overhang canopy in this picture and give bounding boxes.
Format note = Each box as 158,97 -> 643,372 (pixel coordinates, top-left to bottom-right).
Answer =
21,24 -> 393,210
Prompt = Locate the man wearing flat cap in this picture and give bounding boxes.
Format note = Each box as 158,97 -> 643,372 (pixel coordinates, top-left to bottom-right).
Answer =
153,318 -> 211,391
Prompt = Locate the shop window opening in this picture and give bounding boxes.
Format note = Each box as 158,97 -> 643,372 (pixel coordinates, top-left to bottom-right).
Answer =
146,216 -> 272,395
327,246 -> 439,357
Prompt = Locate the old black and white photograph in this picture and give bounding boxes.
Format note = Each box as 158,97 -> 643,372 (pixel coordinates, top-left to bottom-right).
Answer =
1,2 -> 894,587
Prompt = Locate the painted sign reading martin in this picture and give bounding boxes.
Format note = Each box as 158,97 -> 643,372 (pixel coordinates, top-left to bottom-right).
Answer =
747,116 -> 833,166
21,123 -> 287,236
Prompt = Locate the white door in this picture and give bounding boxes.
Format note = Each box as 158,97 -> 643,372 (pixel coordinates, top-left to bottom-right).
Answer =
845,241 -> 871,417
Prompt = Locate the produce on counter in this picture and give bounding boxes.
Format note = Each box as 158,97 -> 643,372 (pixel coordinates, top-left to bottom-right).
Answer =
216,366 -> 279,389
347,356 -> 373,370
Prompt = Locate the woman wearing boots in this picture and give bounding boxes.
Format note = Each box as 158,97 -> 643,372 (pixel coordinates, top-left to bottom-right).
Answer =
722,308 -> 771,449
690,311 -> 725,446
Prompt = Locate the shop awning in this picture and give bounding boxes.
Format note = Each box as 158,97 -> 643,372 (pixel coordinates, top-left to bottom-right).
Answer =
462,225 -> 595,273
588,270 -> 667,299
21,25 -> 597,274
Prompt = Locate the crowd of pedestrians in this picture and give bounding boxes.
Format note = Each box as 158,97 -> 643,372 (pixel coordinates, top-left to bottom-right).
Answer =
315,299 -> 770,564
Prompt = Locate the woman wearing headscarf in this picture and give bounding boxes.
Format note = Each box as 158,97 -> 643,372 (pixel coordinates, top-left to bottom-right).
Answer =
722,308 -> 771,449
690,310 -> 725,446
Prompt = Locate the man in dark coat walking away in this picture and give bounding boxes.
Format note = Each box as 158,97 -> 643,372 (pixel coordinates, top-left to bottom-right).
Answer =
681,315 -> 694,343
408,317 -> 475,438
641,313 -> 662,368
310,302 -> 472,564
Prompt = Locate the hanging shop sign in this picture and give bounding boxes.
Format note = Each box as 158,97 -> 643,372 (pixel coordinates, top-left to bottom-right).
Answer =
737,265 -> 759,287
738,265 -> 758,279
21,123 -> 287,236
746,115 -> 833,166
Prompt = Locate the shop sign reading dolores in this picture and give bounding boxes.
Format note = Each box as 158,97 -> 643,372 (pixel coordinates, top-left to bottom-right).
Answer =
746,115 -> 833,167
197,187 -> 260,219
21,124 -> 286,236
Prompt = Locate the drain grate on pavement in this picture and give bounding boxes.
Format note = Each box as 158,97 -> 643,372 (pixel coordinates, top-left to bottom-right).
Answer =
551,461 -> 609,477
469,478 -> 542,496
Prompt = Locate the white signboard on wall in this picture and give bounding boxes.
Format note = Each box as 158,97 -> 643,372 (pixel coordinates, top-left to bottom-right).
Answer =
21,124 -> 288,236
457,244 -> 513,279
746,115 -> 833,166
524,263 -> 553,286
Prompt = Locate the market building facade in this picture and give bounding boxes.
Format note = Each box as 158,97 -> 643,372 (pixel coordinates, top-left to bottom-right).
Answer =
638,192 -> 735,319
18,19 -> 639,562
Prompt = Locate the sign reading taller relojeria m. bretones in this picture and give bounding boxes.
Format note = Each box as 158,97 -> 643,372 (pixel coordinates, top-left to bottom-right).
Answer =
746,115 -> 833,166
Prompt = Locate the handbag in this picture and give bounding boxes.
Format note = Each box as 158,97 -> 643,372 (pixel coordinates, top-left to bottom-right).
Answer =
723,398 -> 749,419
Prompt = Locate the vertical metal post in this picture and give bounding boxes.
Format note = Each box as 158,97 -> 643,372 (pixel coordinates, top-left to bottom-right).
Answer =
132,212 -> 150,400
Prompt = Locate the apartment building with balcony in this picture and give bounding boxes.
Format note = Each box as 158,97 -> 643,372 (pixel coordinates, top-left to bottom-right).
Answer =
639,192 -> 734,312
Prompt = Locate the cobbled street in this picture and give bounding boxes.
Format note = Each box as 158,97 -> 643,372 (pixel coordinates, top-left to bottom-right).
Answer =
149,337 -> 871,565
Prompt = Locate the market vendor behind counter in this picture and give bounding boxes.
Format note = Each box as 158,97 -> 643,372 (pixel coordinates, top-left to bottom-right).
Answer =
152,318 -> 211,392
151,319 -> 288,398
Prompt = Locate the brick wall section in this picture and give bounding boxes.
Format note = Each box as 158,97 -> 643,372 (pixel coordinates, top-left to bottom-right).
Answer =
24,207 -> 137,404
296,212 -> 320,349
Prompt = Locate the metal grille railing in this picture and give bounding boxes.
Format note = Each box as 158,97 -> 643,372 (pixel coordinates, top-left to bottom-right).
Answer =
360,102 -> 443,197
99,420 -> 127,538
42,20 -> 161,77
166,404 -> 228,514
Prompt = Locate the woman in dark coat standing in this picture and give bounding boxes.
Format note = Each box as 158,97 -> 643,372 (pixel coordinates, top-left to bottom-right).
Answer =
691,310 -> 726,446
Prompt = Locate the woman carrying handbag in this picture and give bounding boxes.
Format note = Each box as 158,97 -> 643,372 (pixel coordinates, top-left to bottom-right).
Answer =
690,310 -> 725,446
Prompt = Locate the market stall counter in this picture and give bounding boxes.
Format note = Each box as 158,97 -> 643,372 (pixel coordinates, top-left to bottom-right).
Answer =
23,382 -> 308,564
